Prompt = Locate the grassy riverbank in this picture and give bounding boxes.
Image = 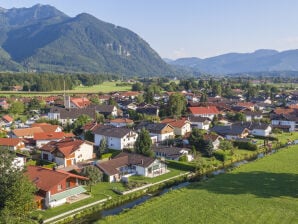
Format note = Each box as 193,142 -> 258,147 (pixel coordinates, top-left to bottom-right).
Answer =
100,145 -> 298,224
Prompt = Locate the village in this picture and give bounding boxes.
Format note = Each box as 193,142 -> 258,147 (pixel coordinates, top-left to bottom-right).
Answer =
1,78 -> 298,222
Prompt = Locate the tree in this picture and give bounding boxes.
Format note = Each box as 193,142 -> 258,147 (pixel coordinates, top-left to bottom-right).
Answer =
134,128 -> 153,157
98,137 -> 107,156
200,93 -> 208,102
219,140 -> 233,151
73,114 -> 92,133
9,101 -> 25,115
0,149 -> 36,223
132,82 -> 143,91
204,140 -> 214,157
28,97 -> 41,111
80,166 -> 103,192
168,93 -> 186,117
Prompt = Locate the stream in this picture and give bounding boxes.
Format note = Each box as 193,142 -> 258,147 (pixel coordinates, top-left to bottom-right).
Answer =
67,148 -> 280,223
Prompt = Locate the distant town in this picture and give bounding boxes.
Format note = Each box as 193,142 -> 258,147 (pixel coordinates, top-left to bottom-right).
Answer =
1,75 -> 298,223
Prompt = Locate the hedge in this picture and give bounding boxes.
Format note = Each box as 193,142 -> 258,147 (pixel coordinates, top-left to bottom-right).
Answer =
233,141 -> 258,151
166,160 -> 197,172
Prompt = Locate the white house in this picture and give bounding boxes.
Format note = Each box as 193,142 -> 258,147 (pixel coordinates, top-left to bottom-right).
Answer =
109,118 -> 134,127
189,106 -> 219,120
189,116 -> 211,130
96,152 -> 167,182
250,123 -> 272,137
34,132 -> 67,148
93,126 -> 138,150
161,118 -> 192,136
40,138 -> 94,167
144,123 -> 175,142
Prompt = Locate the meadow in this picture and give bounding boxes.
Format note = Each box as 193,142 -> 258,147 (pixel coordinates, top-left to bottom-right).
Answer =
0,81 -> 132,97
100,146 -> 298,224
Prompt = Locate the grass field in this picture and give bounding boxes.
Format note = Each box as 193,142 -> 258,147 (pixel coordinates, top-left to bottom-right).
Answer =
100,146 -> 298,224
0,81 -> 132,96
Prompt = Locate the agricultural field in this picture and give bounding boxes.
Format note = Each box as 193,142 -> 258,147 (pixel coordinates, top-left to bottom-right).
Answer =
100,146 -> 298,224
0,81 -> 132,96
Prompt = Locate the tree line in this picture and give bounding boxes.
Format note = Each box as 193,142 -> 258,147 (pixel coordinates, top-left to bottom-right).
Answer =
0,73 -> 120,91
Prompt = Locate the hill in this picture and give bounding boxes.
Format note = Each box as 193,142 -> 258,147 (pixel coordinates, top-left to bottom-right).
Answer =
0,4 -> 173,76
169,49 -> 298,74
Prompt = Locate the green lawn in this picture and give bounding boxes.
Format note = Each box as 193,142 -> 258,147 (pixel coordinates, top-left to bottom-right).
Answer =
275,132 -> 298,145
99,145 -> 298,224
129,168 -> 187,184
33,182 -> 124,219
0,81 -> 132,96
70,81 -> 132,93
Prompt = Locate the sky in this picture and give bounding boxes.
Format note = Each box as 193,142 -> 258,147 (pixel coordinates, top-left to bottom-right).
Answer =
1,0 -> 298,59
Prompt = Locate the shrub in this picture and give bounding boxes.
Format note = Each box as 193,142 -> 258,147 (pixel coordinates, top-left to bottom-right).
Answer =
233,141 -> 258,151
213,150 -> 228,162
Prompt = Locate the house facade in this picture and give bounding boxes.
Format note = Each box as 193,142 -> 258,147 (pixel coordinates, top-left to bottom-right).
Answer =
40,138 -> 94,167
189,116 -> 211,130
93,126 -> 138,150
144,123 -> 175,142
96,152 -> 167,182
0,138 -> 25,150
161,118 -> 192,136
189,106 -> 219,120
26,166 -> 88,209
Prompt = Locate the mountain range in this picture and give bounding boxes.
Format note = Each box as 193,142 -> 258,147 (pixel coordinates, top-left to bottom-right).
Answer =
0,4 -> 173,76
167,49 -> 298,74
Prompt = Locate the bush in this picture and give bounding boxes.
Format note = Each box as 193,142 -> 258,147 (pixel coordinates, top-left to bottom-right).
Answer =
213,151 -> 228,162
233,141 -> 258,151
178,155 -> 188,162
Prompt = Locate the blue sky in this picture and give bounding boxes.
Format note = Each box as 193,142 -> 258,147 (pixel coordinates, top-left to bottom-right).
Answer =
1,0 -> 298,59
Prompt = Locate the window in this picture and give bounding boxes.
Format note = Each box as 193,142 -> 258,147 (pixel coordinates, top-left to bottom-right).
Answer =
66,181 -> 70,189
57,184 -> 62,191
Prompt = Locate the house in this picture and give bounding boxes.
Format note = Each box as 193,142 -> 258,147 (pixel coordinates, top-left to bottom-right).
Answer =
26,166 -> 88,209
0,138 -> 25,150
40,138 -> 94,167
2,115 -> 14,124
31,123 -> 63,132
202,133 -> 224,150
0,100 -> 9,110
270,108 -> 298,132
34,132 -> 67,148
189,106 -> 219,120
142,123 -> 175,142
96,152 -> 167,182
236,102 -> 255,111
244,111 -> 263,122
93,126 -> 138,150
109,118 -> 134,127
152,146 -> 193,161
249,123 -> 272,137
161,118 -> 192,136
13,153 -> 27,169
95,105 -> 118,117
64,96 -> 91,109
48,107 -> 97,125
81,122 -> 101,133
189,116 -> 211,130
136,105 -> 159,117
11,127 -> 44,138
210,125 -> 250,140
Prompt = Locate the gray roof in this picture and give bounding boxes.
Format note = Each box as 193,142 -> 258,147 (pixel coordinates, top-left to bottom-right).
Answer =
145,123 -> 173,133
152,146 -> 189,160
93,125 -> 137,138
49,107 -> 96,119
95,105 -> 116,113
189,116 -> 211,123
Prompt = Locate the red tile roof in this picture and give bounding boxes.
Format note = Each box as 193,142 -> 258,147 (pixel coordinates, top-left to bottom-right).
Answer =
71,97 -> 91,108
0,138 -> 24,147
2,114 -> 13,123
34,132 -> 66,141
26,166 -> 88,192
40,138 -> 86,157
31,123 -> 61,132
110,118 -> 134,124
161,118 -> 189,128
189,106 -> 219,115
13,127 -> 44,137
